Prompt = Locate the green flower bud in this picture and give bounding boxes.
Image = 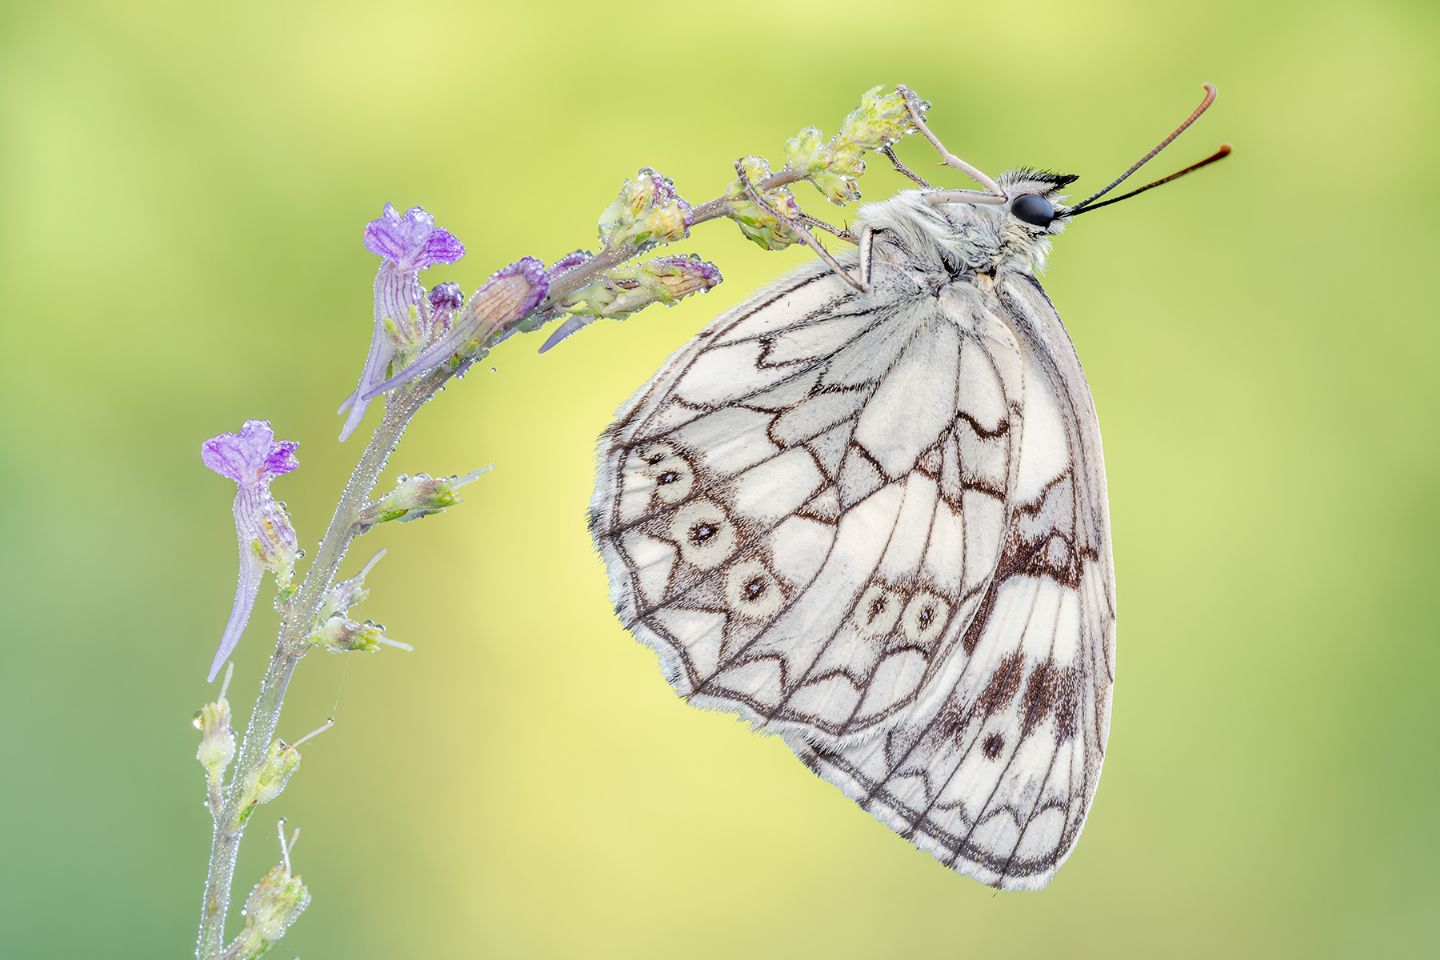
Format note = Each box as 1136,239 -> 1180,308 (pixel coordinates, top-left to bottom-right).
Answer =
231,721 -> 329,829
837,84 -> 918,153
229,827 -> 310,960
234,740 -> 300,828
779,86 -> 921,207
193,667 -> 236,797
309,615 -> 412,654
726,157 -> 803,251
560,255 -> 722,320
783,126 -> 829,175
359,469 -> 487,531
597,168 -> 693,252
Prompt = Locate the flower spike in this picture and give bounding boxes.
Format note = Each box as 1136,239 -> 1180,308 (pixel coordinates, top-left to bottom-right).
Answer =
201,420 -> 301,681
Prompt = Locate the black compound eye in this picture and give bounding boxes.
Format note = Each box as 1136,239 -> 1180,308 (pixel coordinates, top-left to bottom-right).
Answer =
1011,193 -> 1055,228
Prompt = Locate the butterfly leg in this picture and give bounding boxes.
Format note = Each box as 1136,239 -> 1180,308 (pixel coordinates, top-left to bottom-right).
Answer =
857,224 -> 878,290
797,211 -> 855,242
882,145 -> 933,188
896,84 -> 1008,206
733,159 -> 868,293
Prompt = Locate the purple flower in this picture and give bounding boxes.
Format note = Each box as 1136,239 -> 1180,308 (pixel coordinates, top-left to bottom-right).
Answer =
202,420 -> 301,682
363,203 -> 465,272
202,421 -> 299,484
358,257 -> 549,402
427,282 -> 464,314
339,203 -> 466,442
645,255 -> 722,298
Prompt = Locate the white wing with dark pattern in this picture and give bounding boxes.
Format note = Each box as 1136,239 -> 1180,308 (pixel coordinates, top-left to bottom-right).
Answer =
591,234 -> 1115,889
592,257 -> 1034,748
790,272 -> 1115,890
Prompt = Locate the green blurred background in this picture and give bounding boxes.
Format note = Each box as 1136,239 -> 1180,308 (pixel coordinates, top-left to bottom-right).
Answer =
2,0 -> 1436,956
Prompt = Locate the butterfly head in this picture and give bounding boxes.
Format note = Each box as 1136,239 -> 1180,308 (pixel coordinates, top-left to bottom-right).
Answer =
997,171 -> 1077,233
881,83 -> 1229,276
993,169 -> 1079,268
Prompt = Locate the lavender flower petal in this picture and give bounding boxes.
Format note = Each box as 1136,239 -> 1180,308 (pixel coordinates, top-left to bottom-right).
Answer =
209,542 -> 264,682
202,420 -> 297,483
337,307 -> 393,441
362,202 -> 407,261
264,441 -> 300,476
421,229 -> 465,269
538,315 -> 591,353
363,203 -> 464,271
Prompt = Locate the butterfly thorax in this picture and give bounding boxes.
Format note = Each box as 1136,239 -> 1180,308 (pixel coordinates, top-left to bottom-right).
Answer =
857,173 -> 1072,280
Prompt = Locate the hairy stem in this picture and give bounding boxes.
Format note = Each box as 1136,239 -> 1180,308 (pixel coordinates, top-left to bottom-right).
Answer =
195,370 -> 446,959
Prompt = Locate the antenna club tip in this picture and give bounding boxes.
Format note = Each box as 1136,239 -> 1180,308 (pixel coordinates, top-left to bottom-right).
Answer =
1218,143 -> 1233,154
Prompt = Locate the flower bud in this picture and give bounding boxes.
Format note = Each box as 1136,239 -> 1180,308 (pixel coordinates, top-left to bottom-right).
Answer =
317,550 -> 385,622
783,126 -> 828,173
231,724 -> 328,829
554,255 -> 722,321
309,615 -> 412,654
193,669 -> 236,792
726,156 -> 804,251
231,858 -> 309,958
427,281 -> 464,314
838,84 -> 919,153
640,255 -> 724,303
239,740 -> 300,814
780,86 -> 920,207
540,255 -> 721,352
359,469 -> 487,530
597,168 -> 692,251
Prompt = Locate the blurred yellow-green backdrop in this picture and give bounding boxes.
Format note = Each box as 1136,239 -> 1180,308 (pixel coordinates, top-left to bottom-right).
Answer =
2,0 -> 1437,956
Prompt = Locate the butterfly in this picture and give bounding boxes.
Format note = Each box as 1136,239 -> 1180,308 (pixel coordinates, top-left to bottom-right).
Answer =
590,84 -> 1227,890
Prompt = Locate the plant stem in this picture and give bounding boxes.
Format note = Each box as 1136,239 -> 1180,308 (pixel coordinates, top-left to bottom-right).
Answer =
195,370 -> 446,959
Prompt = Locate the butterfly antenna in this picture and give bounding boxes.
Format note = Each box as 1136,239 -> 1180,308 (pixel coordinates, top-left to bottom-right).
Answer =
1069,83 -> 1218,214
1066,144 -> 1231,217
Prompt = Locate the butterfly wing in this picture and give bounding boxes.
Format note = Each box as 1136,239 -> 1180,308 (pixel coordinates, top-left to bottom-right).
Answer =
791,272 -> 1116,890
592,256 -> 1029,747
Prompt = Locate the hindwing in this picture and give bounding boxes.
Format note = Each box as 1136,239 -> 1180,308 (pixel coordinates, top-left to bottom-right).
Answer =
791,273 -> 1116,889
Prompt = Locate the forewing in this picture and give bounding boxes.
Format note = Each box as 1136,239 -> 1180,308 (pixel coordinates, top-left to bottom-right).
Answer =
592,259 -> 1026,747
792,273 -> 1116,890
